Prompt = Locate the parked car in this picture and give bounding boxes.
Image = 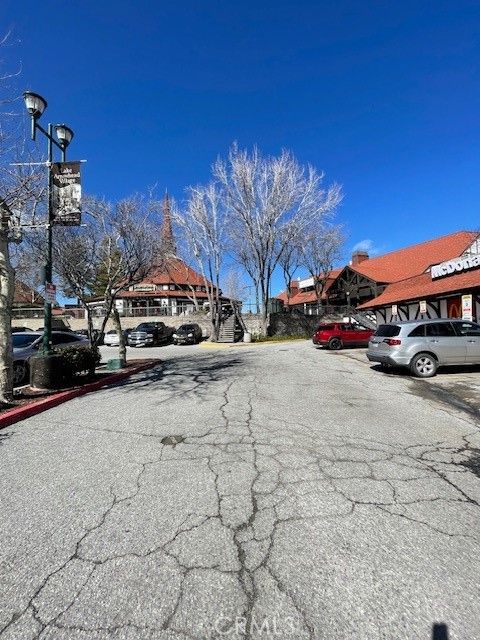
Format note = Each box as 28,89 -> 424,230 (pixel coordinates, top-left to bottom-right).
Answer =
12,331 -> 90,386
313,322 -> 374,350
367,318 -> 480,377
127,322 -> 175,347
173,323 -> 203,345
74,329 -> 104,344
102,329 -> 132,347
103,330 -> 120,347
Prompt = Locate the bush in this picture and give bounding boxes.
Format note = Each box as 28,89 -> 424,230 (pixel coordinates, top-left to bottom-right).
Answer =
251,334 -> 307,343
56,346 -> 101,380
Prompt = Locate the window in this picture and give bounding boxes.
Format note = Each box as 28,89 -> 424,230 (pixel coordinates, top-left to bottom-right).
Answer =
162,285 -> 169,291
13,334 -> 39,349
453,322 -> 480,337
425,322 -> 456,337
169,284 -> 175,290
375,324 -> 401,337
408,325 -> 425,337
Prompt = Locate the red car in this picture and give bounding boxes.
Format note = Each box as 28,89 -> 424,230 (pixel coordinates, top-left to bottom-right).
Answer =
313,322 -> 374,350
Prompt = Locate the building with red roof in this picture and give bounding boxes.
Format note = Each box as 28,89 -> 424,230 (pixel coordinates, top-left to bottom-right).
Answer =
113,195 -> 229,318
278,230 -> 480,323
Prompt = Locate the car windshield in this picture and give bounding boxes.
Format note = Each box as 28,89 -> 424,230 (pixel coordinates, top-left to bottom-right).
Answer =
179,325 -> 195,331
375,324 -> 401,337
135,324 -> 153,330
13,334 -> 39,349
317,324 -> 334,331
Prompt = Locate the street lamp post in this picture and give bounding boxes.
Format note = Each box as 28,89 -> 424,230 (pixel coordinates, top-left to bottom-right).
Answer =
23,91 -> 74,358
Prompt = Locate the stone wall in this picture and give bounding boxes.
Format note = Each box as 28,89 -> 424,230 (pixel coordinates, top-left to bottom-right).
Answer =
12,311 -> 334,338
268,312 -> 336,337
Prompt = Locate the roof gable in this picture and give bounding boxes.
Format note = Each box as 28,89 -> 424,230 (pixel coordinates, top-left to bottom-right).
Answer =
351,231 -> 479,283
143,258 -> 209,288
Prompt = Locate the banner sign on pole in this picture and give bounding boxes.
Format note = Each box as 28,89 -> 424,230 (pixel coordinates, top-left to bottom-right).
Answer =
45,283 -> 56,304
419,300 -> 427,314
51,161 -> 82,225
391,304 -> 398,317
462,294 -> 473,321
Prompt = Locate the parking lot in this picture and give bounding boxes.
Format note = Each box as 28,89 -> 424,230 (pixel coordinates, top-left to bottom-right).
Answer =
100,339 -> 480,419
2,339 -> 479,639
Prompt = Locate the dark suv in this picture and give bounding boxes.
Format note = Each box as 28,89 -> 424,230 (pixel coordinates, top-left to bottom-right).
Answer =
173,324 -> 203,345
313,322 -> 374,350
127,322 -> 174,347
367,318 -> 480,377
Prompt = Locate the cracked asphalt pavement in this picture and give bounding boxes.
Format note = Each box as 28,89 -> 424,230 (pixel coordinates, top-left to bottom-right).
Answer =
1,341 -> 480,639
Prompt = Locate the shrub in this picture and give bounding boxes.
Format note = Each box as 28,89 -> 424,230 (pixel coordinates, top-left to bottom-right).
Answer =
251,334 -> 307,343
57,346 -> 101,380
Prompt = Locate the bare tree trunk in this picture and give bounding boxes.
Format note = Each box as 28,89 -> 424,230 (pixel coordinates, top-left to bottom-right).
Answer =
86,308 -> 95,348
112,306 -> 126,364
0,232 -> 14,403
255,282 -> 260,315
259,280 -> 269,335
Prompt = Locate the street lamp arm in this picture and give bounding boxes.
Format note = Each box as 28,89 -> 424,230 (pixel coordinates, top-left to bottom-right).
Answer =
32,121 -> 65,153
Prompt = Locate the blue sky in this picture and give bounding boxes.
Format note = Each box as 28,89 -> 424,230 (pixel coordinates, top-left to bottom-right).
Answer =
2,0 -> 480,297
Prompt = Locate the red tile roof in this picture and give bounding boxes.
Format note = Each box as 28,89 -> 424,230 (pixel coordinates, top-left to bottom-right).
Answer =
351,231 -> 478,283
358,268 -> 480,309
277,268 -> 343,306
13,281 -> 43,306
144,257 -> 209,288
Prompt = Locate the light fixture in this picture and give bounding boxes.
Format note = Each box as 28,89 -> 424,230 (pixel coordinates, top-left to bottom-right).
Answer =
23,91 -> 47,119
54,124 -> 74,148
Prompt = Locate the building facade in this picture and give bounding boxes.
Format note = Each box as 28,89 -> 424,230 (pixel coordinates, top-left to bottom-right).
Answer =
277,230 -> 480,324
89,195 -> 229,318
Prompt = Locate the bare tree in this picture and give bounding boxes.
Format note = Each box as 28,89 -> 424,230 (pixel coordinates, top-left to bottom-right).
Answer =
278,221 -> 303,308
52,224 -> 100,344
234,238 -> 260,314
83,195 -> 160,362
173,183 -> 226,341
302,222 -> 344,313
215,145 -> 343,334
223,267 -> 246,305
0,36 -> 45,402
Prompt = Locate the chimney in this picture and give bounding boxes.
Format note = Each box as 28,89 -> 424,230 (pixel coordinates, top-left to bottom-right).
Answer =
289,280 -> 300,297
351,251 -> 369,266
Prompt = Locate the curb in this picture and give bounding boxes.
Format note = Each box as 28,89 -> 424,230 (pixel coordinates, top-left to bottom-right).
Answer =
0,359 -> 161,430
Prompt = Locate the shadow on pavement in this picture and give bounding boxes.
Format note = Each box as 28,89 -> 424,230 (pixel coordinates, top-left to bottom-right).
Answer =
103,350 -> 251,403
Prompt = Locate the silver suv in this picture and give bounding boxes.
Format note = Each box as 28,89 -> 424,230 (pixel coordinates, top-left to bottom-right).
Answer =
367,318 -> 480,377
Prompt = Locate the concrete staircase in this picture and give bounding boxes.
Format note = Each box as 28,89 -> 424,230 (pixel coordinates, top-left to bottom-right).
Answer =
350,310 -> 377,330
218,314 -> 244,343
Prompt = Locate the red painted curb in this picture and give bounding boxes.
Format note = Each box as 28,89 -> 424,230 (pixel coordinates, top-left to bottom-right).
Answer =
0,359 -> 161,430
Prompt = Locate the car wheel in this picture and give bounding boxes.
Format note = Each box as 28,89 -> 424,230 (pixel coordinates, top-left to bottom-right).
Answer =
13,361 -> 28,386
328,337 -> 342,350
409,353 -> 438,378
